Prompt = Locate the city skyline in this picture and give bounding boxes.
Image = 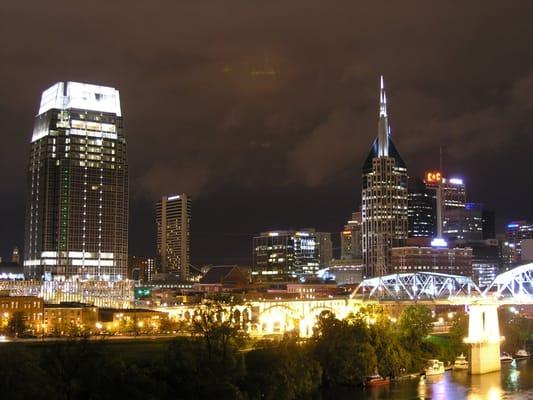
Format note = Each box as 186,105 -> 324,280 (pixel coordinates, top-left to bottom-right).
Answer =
2,2 -> 533,267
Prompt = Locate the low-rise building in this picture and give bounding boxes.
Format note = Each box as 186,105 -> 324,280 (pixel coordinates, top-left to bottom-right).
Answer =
390,246 -> 472,276
195,265 -> 250,293
97,308 -> 169,333
43,303 -> 98,335
0,295 -> 44,333
321,260 -> 364,285
286,283 -> 339,299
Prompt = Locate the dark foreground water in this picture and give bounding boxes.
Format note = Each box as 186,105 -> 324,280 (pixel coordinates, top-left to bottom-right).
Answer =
325,359 -> 533,399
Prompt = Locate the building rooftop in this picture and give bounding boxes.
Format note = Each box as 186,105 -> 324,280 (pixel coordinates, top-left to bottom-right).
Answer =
200,265 -> 250,285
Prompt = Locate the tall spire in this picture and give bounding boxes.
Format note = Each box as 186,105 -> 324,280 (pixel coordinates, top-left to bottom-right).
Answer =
377,75 -> 389,157
379,75 -> 387,117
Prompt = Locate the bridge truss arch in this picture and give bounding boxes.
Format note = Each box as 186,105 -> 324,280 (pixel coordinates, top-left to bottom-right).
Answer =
352,272 -> 482,301
484,262 -> 533,301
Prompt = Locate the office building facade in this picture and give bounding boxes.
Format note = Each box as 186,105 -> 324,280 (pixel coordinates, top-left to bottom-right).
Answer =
361,77 -> 408,277
24,82 -> 128,281
390,246 -> 473,277
341,211 -> 362,260
252,229 -> 325,281
504,221 -> 533,265
408,178 -> 437,238
465,239 -> 500,288
316,232 -> 333,268
128,256 -> 155,282
156,194 -> 191,281
444,202 -> 484,242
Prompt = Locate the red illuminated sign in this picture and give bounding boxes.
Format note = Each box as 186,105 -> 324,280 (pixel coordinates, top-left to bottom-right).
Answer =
425,171 -> 442,183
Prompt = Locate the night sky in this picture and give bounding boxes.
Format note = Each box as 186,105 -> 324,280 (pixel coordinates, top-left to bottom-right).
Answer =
2,1 -> 533,266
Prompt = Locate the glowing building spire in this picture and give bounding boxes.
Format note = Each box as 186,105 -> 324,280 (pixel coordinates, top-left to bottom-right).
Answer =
377,75 -> 389,157
379,75 -> 387,117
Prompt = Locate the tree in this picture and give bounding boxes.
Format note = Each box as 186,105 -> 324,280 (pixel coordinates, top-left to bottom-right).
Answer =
354,305 -> 407,378
312,311 -> 376,386
398,305 -> 433,345
0,345 -> 52,399
398,305 -> 433,370
244,336 -> 322,399
192,300 -> 247,363
162,336 -> 245,399
448,311 -> 468,356
500,308 -> 533,352
7,311 -> 26,337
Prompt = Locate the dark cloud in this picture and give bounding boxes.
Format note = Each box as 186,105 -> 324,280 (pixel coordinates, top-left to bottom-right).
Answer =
2,1 -> 533,264
288,109 -> 372,186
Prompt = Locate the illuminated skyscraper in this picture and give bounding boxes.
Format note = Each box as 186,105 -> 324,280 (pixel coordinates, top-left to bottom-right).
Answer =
252,229 -> 324,281
24,82 -> 128,281
156,194 -> 191,281
341,211 -> 362,259
408,178 -> 437,238
504,220 -> 533,265
425,174 -> 466,235
361,77 -> 408,277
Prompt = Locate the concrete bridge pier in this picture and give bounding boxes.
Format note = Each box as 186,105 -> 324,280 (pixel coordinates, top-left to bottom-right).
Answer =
464,303 -> 502,375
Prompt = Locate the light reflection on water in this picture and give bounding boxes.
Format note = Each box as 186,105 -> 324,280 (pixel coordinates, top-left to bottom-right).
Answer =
326,359 -> 533,400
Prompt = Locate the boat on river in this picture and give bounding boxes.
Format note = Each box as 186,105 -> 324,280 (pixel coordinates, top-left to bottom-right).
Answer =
424,359 -> 445,376
500,352 -> 514,363
514,349 -> 530,360
452,354 -> 468,371
363,374 -> 390,387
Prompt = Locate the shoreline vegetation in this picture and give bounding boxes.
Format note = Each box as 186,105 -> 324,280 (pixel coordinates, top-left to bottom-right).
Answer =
0,303 -> 531,400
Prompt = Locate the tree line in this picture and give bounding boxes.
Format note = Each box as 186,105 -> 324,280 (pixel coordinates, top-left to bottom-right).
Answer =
1,302 -> 532,399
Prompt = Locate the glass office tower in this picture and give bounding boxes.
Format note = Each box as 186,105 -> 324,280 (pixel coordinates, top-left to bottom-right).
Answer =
24,82 -> 128,281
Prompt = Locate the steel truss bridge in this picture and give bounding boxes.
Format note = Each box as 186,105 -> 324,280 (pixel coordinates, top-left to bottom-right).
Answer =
351,262 -> 533,304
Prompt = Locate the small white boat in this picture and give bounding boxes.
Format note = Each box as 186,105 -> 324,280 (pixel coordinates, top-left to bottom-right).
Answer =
424,359 -> 445,376
500,352 -> 514,363
452,353 -> 468,370
514,349 -> 530,360
363,374 -> 390,387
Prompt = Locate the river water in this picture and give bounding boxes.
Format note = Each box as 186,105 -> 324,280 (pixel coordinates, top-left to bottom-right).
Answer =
325,359 -> 533,399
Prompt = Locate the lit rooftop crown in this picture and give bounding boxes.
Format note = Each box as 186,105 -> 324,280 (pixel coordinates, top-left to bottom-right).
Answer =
38,81 -> 121,117
377,75 -> 389,157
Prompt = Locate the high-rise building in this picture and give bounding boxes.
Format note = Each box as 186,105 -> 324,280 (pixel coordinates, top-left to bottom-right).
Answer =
24,82 -> 128,281
481,209 -> 496,240
252,229 -> 325,281
424,173 -> 469,242
463,239 -> 500,288
444,202 -> 484,242
341,211 -> 362,260
361,77 -> 408,277
156,194 -> 191,281
440,177 -> 466,210
316,232 -> 333,268
504,220 -> 533,265
408,178 -> 437,238
128,256 -> 155,282
11,247 -> 20,265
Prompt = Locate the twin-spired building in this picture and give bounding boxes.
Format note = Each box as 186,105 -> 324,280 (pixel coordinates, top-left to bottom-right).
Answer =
24,82 -> 128,281
361,78 -> 408,278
